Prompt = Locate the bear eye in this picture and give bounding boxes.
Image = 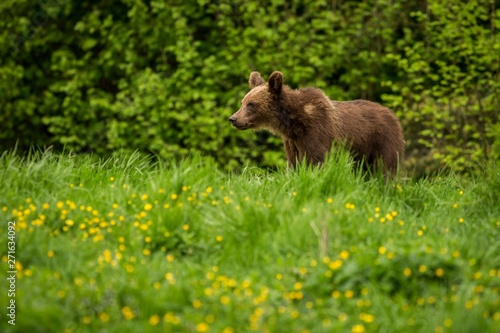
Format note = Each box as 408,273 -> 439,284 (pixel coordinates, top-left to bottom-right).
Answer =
247,102 -> 255,108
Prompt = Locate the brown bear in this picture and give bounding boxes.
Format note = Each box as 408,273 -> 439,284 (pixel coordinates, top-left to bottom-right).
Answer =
229,71 -> 405,174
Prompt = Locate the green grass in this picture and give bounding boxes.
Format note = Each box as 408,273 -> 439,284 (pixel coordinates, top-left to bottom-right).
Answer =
1,149 -> 499,333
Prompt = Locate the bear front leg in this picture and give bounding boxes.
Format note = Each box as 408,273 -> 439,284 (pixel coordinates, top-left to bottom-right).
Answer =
283,140 -> 299,168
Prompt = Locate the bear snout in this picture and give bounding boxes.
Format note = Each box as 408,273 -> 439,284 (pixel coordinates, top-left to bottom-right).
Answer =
229,116 -> 237,125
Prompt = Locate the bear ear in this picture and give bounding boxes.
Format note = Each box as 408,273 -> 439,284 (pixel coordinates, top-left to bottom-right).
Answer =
268,71 -> 284,95
249,72 -> 265,89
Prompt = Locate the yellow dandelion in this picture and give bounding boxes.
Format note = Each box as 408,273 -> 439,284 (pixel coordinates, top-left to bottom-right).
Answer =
171,193 -> 178,200
183,224 -> 189,231
403,268 -> 412,277
73,277 -> 84,287
166,254 -> 174,262
360,313 -> 375,323
292,191 -> 297,196
276,273 -> 283,280
206,186 -> 213,193
47,250 -> 55,258
99,312 -> 110,322
329,259 -> 343,270
327,198 -> 333,203
459,218 -> 464,223
340,250 -> 349,259
141,194 -> 148,200
121,306 -> 135,320
149,315 -> 160,326
196,323 -> 209,332
436,268 -> 444,277
378,246 -> 387,255
220,295 -> 230,305
294,282 -> 303,290
345,290 -> 354,298
216,235 -> 223,242
419,265 -> 427,273
352,324 -> 365,333
193,299 -> 202,308
103,250 -> 112,262
109,177 -> 114,182
144,203 -> 153,211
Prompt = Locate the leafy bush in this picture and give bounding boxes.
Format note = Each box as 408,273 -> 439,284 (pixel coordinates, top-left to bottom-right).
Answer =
0,0 -> 498,173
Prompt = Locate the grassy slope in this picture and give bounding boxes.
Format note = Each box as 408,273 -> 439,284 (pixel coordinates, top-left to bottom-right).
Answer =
0,150 -> 499,333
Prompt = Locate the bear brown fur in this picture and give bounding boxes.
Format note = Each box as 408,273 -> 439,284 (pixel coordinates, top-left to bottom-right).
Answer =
229,71 -> 405,174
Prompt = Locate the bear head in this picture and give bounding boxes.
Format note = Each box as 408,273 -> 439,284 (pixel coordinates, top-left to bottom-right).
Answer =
229,71 -> 285,132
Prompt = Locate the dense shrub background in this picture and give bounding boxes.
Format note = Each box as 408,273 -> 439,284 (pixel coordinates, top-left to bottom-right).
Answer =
1,0 -> 498,174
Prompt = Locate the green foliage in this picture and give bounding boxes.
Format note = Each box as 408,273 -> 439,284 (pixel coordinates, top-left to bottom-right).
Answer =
1,151 -> 500,332
381,0 -> 500,175
0,0 -> 498,174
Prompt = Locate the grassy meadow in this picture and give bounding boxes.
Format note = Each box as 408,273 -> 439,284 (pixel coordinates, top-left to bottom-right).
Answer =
1,149 -> 499,333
